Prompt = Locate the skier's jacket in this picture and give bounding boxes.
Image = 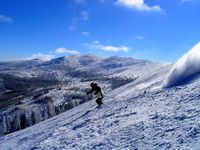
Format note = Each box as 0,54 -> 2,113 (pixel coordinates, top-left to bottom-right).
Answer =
86,84 -> 104,99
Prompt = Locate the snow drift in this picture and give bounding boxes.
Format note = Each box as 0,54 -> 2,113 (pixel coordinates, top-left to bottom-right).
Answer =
163,42 -> 200,88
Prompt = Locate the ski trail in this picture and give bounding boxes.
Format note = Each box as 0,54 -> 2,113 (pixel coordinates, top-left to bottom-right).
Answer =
62,105 -> 97,127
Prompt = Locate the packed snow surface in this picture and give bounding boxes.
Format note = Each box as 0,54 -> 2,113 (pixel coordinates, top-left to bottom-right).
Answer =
163,42 -> 200,87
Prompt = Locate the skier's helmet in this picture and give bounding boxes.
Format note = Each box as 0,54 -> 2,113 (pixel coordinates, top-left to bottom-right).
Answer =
90,82 -> 97,87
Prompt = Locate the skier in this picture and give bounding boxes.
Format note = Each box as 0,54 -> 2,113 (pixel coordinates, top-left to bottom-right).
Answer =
86,82 -> 104,107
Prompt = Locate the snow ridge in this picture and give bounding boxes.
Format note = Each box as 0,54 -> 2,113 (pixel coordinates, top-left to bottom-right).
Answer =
163,42 -> 200,88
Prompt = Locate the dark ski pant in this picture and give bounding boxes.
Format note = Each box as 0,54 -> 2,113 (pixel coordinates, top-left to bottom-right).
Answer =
96,98 -> 103,105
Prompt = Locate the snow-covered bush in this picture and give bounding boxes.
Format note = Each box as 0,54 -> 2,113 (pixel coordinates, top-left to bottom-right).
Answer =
163,42 -> 200,88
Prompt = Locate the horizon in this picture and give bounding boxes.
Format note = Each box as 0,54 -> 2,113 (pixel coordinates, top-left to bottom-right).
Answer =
0,54 -> 172,63
0,54 -> 149,62
1,0 -> 200,62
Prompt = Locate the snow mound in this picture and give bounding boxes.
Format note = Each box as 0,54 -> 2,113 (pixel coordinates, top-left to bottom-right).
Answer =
163,42 -> 200,88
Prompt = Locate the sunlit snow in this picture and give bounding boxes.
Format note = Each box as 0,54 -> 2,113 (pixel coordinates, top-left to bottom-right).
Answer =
163,42 -> 200,88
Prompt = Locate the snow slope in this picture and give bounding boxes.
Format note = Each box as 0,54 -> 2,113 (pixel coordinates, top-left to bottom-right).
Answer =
1,55 -> 168,136
163,42 -> 200,88
1,62 -> 200,150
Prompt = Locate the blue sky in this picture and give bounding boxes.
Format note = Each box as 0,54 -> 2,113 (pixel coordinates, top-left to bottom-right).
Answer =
0,0 -> 200,62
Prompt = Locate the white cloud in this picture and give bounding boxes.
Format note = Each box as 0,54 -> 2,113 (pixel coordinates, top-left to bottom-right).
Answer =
82,31 -> 90,36
68,11 -> 89,31
75,0 -> 85,4
55,48 -> 80,55
181,0 -> 192,3
99,0 -> 105,3
27,53 -> 55,61
87,40 -> 130,52
24,47 -> 80,61
0,14 -> 13,23
68,25 -> 76,31
116,0 -> 163,12
68,18 -> 78,31
80,11 -> 89,20
135,35 -> 145,40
